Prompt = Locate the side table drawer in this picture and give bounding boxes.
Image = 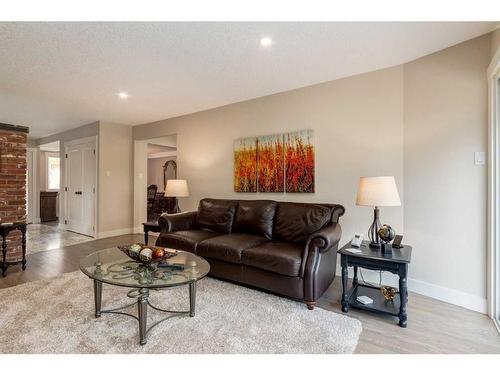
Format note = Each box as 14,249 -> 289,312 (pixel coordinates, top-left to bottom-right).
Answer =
345,255 -> 400,274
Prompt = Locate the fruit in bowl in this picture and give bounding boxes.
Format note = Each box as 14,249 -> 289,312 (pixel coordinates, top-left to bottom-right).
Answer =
118,244 -> 177,265
140,248 -> 153,259
152,248 -> 165,259
129,243 -> 142,254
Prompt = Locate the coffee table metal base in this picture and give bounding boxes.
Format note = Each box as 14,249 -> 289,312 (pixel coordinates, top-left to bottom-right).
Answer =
93,280 -> 197,345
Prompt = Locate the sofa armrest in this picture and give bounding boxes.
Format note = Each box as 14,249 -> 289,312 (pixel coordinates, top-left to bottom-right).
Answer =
305,223 -> 342,254
300,223 -> 342,278
158,211 -> 197,232
301,223 -> 342,299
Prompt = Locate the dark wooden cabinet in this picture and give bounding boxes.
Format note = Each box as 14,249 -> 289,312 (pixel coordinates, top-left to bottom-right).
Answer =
40,191 -> 58,222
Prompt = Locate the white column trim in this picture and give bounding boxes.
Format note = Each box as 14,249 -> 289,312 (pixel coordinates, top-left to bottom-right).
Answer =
487,45 -> 500,333
26,148 -> 39,224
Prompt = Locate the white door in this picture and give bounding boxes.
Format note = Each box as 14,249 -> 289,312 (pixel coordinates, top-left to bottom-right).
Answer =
65,139 -> 96,236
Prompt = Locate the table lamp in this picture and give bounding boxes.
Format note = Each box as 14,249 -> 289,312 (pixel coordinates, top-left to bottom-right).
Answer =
356,176 -> 401,247
165,179 -> 189,213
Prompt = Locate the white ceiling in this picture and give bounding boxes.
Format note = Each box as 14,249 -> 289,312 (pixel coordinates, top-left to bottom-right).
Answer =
0,22 -> 497,138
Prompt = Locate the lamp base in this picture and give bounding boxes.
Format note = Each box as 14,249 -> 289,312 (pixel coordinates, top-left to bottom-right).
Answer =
368,206 -> 382,247
173,198 -> 181,213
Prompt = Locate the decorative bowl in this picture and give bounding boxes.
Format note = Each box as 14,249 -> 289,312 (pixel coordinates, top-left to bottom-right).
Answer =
118,244 -> 177,266
380,285 -> 398,301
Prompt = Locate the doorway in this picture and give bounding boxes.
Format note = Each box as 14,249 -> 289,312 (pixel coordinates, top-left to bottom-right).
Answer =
133,134 -> 177,231
146,140 -> 177,221
64,137 -> 97,237
25,139 -> 95,255
38,141 -> 60,224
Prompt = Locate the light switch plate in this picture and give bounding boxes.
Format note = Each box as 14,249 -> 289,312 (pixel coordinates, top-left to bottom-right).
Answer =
474,151 -> 485,166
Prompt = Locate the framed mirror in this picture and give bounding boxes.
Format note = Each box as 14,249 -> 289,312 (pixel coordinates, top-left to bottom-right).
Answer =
163,160 -> 177,189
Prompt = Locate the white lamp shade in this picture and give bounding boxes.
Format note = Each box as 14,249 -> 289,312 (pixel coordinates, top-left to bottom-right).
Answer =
356,176 -> 401,207
165,179 -> 189,197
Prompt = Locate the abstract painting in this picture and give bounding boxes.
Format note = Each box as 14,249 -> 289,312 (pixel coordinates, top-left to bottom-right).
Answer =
234,137 -> 257,192
285,130 -> 315,193
257,134 -> 284,192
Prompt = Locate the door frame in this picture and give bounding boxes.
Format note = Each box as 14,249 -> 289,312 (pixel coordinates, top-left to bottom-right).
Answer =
488,45 -> 500,333
132,134 -> 177,232
62,136 -> 98,238
26,147 -> 39,224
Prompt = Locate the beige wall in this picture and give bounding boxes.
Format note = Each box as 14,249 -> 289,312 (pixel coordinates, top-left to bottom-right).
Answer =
134,65 -> 405,253
404,34 -> 491,303
132,33 -> 497,312
147,156 -> 177,190
37,121 -> 99,147
98,122 -> 133,234
491,28 -> 500,57
27,31 -> 496,311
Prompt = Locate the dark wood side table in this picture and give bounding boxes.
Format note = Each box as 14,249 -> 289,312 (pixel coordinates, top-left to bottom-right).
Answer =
142,221 -> 161,245
338,241 -> 412,328
0,222 -> 27,277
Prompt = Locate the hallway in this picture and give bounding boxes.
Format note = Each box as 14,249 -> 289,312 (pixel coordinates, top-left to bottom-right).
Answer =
26,223 -> 93,255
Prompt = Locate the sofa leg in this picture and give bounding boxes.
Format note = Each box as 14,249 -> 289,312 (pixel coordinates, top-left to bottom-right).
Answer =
306,301 -> 316,310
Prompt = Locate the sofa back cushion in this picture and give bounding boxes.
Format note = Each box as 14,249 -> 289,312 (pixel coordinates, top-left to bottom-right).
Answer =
273,202 -> 332,242
233,200 -> 277,239
197,198 -> 238,234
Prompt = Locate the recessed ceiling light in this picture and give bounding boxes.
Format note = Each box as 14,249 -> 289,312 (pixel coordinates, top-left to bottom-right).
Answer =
118,92 -> 129,99
260,37 -> 273,47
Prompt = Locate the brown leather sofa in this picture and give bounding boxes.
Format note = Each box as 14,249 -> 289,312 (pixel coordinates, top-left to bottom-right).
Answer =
156,198 -> 345,309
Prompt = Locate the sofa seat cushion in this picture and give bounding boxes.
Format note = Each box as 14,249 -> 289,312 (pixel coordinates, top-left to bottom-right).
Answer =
197,233 -> 269,264
241,242 -> 304,277
158,230 -> 219,253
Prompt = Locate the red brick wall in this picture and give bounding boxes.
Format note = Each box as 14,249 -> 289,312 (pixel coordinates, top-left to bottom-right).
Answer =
0,129 -> 27,261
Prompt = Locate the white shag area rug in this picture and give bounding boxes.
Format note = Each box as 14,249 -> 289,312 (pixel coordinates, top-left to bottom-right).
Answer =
0,271 -> 362,354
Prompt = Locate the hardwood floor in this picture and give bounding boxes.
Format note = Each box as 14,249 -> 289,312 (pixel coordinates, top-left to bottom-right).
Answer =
1,233 -> 499,354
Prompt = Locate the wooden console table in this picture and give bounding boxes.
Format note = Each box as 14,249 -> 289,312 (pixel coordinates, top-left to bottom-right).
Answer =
0,222 -> 27,277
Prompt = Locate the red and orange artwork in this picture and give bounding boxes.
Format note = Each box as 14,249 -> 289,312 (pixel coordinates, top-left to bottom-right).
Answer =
234,137 -> 257,192
285,130 -> 315,193
257,134 -> 284,192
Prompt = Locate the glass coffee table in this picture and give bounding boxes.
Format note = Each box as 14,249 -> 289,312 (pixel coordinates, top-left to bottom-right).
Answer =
79,247 -> 210,345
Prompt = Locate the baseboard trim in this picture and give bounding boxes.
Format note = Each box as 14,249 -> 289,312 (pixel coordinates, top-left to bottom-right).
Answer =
97,228 -> 135,239
493,317 -> 500,334
335,265 -> 487,314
